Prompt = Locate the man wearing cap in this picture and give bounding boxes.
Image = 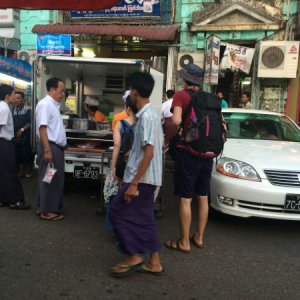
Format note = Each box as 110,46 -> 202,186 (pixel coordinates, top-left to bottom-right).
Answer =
111,90 -> 131,130
84,96 -> 108,122
165,64 -> 213,253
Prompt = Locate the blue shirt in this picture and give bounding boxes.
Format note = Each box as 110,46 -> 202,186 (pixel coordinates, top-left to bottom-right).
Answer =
221,99 -> 228,108
123,103 -> 163,186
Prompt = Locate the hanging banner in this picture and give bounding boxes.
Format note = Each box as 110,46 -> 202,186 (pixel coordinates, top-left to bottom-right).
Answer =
70,0 -> 161,18
0,0 -> 120,10
204,35 -> 220,86
0,55 -> 31,82
37,34 -> 71,56
220,43 -> 255,74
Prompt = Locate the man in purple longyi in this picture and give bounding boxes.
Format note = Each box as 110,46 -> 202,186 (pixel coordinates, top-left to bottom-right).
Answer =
109,71 -> 164,277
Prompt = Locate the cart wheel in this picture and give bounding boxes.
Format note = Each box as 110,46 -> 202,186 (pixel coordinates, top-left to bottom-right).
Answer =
155,211 -> 163,219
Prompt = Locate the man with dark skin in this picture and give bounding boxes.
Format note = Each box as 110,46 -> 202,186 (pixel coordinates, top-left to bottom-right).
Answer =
109,72 -> 164,277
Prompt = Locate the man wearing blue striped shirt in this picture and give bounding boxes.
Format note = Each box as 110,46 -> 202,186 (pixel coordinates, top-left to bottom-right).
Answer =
110,72 -> 164,277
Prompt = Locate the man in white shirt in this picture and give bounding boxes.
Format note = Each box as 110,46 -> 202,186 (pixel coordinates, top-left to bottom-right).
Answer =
35,77 -> 67,221
0,84 -> 30,209
161,90 -> 178,147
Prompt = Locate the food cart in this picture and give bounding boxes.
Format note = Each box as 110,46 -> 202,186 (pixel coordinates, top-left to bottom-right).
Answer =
32,56 -> 164,215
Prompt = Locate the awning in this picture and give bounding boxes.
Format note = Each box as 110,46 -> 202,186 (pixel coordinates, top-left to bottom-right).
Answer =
0,0 -> 120,10
32,24 -> 180,41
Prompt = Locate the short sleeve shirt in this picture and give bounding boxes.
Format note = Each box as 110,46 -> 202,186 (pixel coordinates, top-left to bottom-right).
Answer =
161,98 -> 173,118
93,110 -> 108,122
124,103 -> 163,186
35,95 -> 67,147
171,89 -> 195,113
0,101 -> 14,140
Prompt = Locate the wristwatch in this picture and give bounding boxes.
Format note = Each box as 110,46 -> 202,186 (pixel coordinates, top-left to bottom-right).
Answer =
21,128 -> 24,132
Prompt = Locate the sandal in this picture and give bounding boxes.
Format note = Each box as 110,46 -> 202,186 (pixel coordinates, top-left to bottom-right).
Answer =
190,234 -> 204,249
40,214 -> 64,221
165,239 -> 191,254
137,264 -> 164,276
9,201 -> 31,210
111,261 -> 144,278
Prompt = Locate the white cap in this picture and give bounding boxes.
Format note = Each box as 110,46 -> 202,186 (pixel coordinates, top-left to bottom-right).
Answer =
122,90 -> 130,102
84,96 -> 99,107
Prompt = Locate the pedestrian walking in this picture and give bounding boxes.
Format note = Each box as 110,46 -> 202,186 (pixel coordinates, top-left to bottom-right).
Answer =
0,84 -> 30,210
109,72 -> 164,277
165,64 -> 218,253
35,77 -> 67,221
12,91 -> 33,178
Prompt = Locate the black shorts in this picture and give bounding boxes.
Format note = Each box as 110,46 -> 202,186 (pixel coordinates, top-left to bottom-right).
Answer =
174,150 -> 213,198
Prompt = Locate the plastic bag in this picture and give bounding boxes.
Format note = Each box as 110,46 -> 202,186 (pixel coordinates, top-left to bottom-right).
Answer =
42,163 -> 57,184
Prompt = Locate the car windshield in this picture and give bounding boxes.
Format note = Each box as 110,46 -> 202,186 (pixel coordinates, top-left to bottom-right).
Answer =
223,112 -> 300,142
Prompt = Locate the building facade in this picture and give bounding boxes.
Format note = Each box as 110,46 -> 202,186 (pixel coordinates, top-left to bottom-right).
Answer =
176,0 -> 299,121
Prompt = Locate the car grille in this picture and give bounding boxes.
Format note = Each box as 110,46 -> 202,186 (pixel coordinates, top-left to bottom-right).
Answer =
237,200 -> 300,214
264,170 -> 300,187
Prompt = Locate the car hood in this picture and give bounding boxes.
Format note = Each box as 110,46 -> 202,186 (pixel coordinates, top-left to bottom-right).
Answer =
222,139 -> 300,176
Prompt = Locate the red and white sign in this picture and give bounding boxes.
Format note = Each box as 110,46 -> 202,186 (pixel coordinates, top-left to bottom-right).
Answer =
0,0 -> 120,10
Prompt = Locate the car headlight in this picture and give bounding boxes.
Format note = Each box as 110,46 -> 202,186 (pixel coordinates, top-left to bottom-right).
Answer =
216,157 -> 261,182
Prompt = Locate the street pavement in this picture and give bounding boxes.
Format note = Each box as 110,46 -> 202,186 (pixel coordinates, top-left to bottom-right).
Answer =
1,172 -> 300,300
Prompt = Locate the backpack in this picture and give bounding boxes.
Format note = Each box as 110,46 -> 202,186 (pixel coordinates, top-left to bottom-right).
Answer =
115,120 -> 134,178
176,90 -> 225,158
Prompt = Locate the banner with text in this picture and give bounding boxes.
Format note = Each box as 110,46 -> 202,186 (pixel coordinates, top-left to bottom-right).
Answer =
37,34 -> 71,56
204,35 -> 220,86
70,0 -> 161,18
220,43 -> 255,74
0,55 -> 31,82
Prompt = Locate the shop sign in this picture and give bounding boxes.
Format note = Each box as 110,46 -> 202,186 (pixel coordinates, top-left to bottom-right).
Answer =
204,35 -> 220,86
220,43 -> 255,74
0,0 -> 120,10
0,55 -> 31,82
0,9 -> 14,25
70,0 -> 161,18
37,34 -> 71,56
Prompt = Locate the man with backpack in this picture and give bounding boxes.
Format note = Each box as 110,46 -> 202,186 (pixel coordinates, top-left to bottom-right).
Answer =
165,64 -> 224,253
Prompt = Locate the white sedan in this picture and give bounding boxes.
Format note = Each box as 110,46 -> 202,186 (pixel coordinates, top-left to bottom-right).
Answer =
210,109 -> 300,220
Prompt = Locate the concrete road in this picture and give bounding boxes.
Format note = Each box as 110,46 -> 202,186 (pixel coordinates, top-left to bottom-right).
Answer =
1,173 -> 300,300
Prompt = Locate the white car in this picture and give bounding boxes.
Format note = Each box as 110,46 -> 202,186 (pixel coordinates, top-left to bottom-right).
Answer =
210,109 -> 300,221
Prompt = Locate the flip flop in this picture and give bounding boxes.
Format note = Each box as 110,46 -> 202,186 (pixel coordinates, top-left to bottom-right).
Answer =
190,234 -> 204,249
40,214 -> 64,221
111,261 -> 144,278
165,239 -> 191,254
137,264 -> 164,276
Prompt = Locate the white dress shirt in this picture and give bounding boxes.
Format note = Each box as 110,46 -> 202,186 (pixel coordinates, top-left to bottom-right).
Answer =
0,101 -> 14,141
35,95 -> 67,147
161,98 -> 173,119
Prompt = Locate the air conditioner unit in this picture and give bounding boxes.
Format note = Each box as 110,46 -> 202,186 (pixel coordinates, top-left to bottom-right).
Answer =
177,52 -> 204,70
258,41 -> 299,78
17,50 -> 36,65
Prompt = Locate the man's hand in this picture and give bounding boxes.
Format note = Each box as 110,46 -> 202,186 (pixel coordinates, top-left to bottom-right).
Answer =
44,149 -> 52,163
16,129 -> 23,138
124,183 -> 138,204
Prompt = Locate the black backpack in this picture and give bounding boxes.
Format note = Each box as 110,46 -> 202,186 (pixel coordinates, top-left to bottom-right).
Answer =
176,90 -> 225,158
115,120 -> 134,178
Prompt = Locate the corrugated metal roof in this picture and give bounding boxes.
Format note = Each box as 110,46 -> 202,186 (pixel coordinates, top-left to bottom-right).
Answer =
32,24 -> 179,41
